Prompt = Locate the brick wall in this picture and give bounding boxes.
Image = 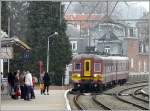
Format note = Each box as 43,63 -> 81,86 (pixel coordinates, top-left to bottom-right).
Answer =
126,37 -> 149,73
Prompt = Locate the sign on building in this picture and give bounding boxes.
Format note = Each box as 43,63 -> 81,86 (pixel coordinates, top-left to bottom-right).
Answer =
0,47 -> 14,59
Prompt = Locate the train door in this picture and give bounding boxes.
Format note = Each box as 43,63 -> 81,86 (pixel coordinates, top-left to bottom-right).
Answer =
84,59 -> 91,76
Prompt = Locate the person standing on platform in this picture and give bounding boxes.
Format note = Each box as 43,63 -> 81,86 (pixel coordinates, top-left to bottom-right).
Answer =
8,72 -> 16,99
8,72 -> 14,96
19,71 -> 25,99
31,73 -> 35,99
24,71 -> 32,101
40,73 -> 44,95
43,72 -> 50,95
14,71 -> 20,99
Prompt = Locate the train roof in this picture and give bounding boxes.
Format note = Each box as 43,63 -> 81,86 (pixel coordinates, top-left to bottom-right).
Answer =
73,54 -> 129,61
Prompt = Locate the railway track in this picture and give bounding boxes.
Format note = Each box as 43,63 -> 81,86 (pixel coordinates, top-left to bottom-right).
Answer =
131,88 -> 149,103
73,93 -> 112,110
125,80 -> 148,85
68,81 -> 149,110
92,94 -> 111,110
115,84 -> 149,110
73,94 -> 87,110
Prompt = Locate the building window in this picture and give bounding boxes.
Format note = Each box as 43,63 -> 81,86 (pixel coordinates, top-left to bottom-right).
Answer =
105,46 -> 110,54
138,61 -> 141,72
129,28 -> 134,37
71,41 -> 77,51
139,42 -> 142,53
99,24 -> 102,32
144,61 -> 146,72
131,58 -> 134,68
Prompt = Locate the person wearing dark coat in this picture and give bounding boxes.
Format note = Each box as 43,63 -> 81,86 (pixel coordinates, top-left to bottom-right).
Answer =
43,73 -> 50,95
8,72 -> 16,99
19,72 -> 25,99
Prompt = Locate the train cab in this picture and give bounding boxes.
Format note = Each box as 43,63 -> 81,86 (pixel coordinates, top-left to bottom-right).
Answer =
71,54 -> 103,89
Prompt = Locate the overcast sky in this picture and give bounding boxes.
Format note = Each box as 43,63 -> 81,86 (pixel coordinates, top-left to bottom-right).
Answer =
64,1 -> 149,12
134,2 -> 149,11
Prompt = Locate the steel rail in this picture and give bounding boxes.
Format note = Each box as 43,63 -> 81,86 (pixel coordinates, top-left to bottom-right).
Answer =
125,81 -> 148,85
115,84 -> 149,110
140,90 -> 149,98
92,95 -> 112,110
73,94 -> 87,110
131,88 -> 149,103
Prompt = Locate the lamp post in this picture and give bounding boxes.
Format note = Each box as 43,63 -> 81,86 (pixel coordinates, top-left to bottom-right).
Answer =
47,32 -> 58,73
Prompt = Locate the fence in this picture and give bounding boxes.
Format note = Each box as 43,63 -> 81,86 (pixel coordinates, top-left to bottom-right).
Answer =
1,78 -> 9,96
128,72 -> 149,82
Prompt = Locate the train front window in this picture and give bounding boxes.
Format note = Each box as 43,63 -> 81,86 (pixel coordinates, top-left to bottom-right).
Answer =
94,63 -> 101,72
75,63 -> 81,71
86,62 -> 89,71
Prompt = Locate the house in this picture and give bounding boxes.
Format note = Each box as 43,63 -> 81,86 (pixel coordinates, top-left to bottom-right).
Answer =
96,31 -> 122,55
66,24 -> 88,54
65,14 -> 127,55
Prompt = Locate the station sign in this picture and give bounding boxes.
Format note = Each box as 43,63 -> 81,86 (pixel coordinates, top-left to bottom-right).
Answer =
23,51 -> 31,59
0,47 -> 14,59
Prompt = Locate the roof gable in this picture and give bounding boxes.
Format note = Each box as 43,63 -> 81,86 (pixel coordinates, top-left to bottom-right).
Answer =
98,31 -> 119,41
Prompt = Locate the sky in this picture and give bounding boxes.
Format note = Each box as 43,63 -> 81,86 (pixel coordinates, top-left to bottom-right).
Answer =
131,2 -> 149,11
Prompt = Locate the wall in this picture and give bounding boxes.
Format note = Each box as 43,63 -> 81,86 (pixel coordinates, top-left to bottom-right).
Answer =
126,37 -> 149,73
0,59 -> 3,73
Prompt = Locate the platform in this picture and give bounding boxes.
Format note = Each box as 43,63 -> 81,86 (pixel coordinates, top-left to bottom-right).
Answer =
1,90 -> 67,111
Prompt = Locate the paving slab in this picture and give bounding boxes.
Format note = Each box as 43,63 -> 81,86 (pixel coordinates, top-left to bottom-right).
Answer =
1,90 -> 67,111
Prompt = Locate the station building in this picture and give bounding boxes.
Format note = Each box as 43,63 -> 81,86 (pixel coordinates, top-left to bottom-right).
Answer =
0,30 -> 31,74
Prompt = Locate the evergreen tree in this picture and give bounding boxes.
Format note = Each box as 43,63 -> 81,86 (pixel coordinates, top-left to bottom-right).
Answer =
26,1 -> 72,85
1,1 -> 9,33
1,1 -> 30,72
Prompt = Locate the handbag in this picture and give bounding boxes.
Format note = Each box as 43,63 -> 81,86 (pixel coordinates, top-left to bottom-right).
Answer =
40,84 -> 44,90
15,89 -> 21,96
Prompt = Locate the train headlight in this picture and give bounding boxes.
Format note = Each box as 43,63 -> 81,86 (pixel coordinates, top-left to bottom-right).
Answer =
77,74 -> 81,77
94,74 -> 98,77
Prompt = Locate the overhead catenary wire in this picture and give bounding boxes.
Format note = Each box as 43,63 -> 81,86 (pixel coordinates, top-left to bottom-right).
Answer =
85,1 -> 100,20
109,0 -> 119,17
64,0 -> 72,15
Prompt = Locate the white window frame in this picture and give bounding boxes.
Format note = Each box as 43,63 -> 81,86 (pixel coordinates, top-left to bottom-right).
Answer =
74,63 -> 81,71
94,63 -> 101,72
105,46 -> 110,54
71,41 -> 77,51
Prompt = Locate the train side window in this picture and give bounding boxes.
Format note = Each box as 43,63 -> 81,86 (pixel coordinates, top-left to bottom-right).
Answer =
107,64 -> 110,73
118,63 -> 120,71
94,63 -> 101,72
124,63 -> 125,70
105,64 -> 107,73
74,63 -> 81,71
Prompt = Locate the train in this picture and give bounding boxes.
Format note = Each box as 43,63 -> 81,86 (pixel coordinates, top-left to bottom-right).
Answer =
71,54 -> 129,91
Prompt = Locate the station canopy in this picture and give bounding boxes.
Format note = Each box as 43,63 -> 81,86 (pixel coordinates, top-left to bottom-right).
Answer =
0,30 -> 31,59
1,30 -> 31,50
